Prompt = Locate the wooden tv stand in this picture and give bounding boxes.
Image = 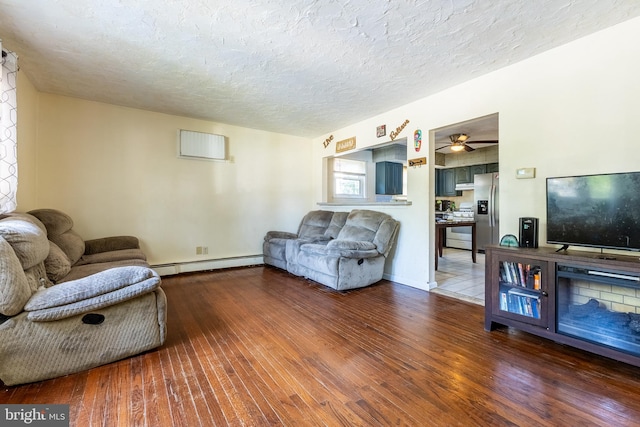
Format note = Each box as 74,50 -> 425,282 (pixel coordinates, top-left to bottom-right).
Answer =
485,245 -> 640,368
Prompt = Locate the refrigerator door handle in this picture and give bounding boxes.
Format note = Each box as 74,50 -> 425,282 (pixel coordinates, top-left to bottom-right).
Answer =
490,184 -> 496,227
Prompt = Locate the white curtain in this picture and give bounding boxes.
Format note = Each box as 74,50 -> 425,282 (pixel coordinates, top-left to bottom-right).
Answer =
0,40 -> 19,213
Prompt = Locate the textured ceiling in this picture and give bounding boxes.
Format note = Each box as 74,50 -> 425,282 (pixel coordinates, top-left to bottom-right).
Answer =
1,1 -> 640,138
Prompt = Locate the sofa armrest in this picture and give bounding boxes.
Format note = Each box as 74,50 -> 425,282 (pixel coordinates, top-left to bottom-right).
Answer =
24,266 -> 160,321
264,231 -> 298,241
84,236 -> 140,254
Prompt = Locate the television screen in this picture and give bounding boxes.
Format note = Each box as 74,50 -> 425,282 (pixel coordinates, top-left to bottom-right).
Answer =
546,171 -> 640,251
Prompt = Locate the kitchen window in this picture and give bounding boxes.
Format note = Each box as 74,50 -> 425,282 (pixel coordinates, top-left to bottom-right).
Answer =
332,158 -> 367,199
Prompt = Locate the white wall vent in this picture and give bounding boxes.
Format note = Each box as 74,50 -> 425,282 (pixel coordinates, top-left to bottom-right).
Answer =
178,130 -> 226,161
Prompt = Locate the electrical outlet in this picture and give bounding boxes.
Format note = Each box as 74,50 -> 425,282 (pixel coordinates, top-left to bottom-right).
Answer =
203,246 -> 208,255
196,246 -> 203,255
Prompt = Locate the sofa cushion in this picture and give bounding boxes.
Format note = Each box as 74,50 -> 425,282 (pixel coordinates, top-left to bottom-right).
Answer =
324,212 -> 348,239
27,209 -> 74,236
0,237 -> 32,316
337,223 -> 375,242
49,229 -> 85,266
324,239 -> 379,258
44,241 -> 72,283
28,209 -> 85,264
0,217 -> 50,270
298,210 -> 334,238
5,212 -> 47,233
337,210 -> 392,243
326,240 -> 376,251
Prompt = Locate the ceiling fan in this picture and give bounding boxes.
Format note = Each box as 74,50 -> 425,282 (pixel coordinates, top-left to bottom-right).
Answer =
436,133 -> 498,152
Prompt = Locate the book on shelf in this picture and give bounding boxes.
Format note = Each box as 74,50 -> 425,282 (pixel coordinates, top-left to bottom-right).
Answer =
500,291 -> 508,311
499,261 -> 542,290
517,263 -> 526,286
502,288 -> 541,318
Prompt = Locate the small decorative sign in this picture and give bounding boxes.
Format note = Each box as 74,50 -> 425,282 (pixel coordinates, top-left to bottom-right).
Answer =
408,157 -> 427,167
335,137 -> 356,153
390,119 -> 410,141
323,135 -> 334,148
414,129 -> 422,152
376,125 -> 386,138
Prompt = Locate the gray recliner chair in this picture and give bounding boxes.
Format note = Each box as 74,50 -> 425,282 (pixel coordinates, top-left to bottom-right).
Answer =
0,212 -> 166,386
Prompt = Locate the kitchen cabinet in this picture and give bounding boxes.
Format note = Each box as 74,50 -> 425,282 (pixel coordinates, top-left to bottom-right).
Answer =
436,163 -> 497,195
457,165 -> 487,184
376,161 -> 403,195
455,167 -> 471,183
469,164 -> 487,178
436,168 -> 459,197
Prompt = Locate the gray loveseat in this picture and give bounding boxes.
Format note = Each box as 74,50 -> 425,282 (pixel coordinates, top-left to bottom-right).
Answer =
264,209 -> 399,290
0,209 -> 167,386
263,210 -> 339,270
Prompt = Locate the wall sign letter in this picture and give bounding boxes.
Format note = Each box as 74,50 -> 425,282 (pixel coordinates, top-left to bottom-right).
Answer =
323,135 -> 334,148
389,119 -> 410,141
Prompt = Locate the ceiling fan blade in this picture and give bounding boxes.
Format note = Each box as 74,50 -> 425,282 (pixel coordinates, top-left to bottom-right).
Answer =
435,145 -> 451,151
463,144 -> 475,152
466,140 -> 499,144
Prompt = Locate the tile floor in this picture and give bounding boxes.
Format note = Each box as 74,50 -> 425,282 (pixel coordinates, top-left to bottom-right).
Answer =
432,247 -> 485,306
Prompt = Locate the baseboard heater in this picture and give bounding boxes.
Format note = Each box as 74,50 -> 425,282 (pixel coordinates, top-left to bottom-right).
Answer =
152,255 -> 263,276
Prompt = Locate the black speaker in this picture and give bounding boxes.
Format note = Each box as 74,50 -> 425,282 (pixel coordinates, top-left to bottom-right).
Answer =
519,217 -> 539,248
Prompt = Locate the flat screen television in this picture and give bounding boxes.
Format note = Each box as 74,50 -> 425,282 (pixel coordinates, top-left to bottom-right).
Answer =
546,171 -> 640,252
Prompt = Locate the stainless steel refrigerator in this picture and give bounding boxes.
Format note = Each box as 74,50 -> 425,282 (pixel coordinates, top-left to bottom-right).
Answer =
474,172 -> 500,251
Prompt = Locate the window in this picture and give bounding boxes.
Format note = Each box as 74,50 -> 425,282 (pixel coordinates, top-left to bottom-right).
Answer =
332,158 -> 366,199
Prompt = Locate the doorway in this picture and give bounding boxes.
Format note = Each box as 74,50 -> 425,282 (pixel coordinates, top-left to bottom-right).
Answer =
430,113 -> 499,305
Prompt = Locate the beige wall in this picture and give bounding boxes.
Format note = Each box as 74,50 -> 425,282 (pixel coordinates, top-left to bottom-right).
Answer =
20,93 -> 313,266
313,17 -> 640,290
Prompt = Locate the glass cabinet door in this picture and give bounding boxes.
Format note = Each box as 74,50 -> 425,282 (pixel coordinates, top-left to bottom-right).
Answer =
492,257 -> 549,327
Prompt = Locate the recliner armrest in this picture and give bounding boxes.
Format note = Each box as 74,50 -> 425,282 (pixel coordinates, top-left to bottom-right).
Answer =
264,231 -> 298,241
24,266 -> 160,322
84,236 -> 140,254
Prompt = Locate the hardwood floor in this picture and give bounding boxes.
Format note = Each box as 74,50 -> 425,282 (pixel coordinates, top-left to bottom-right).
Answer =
3,266 -> 640,426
